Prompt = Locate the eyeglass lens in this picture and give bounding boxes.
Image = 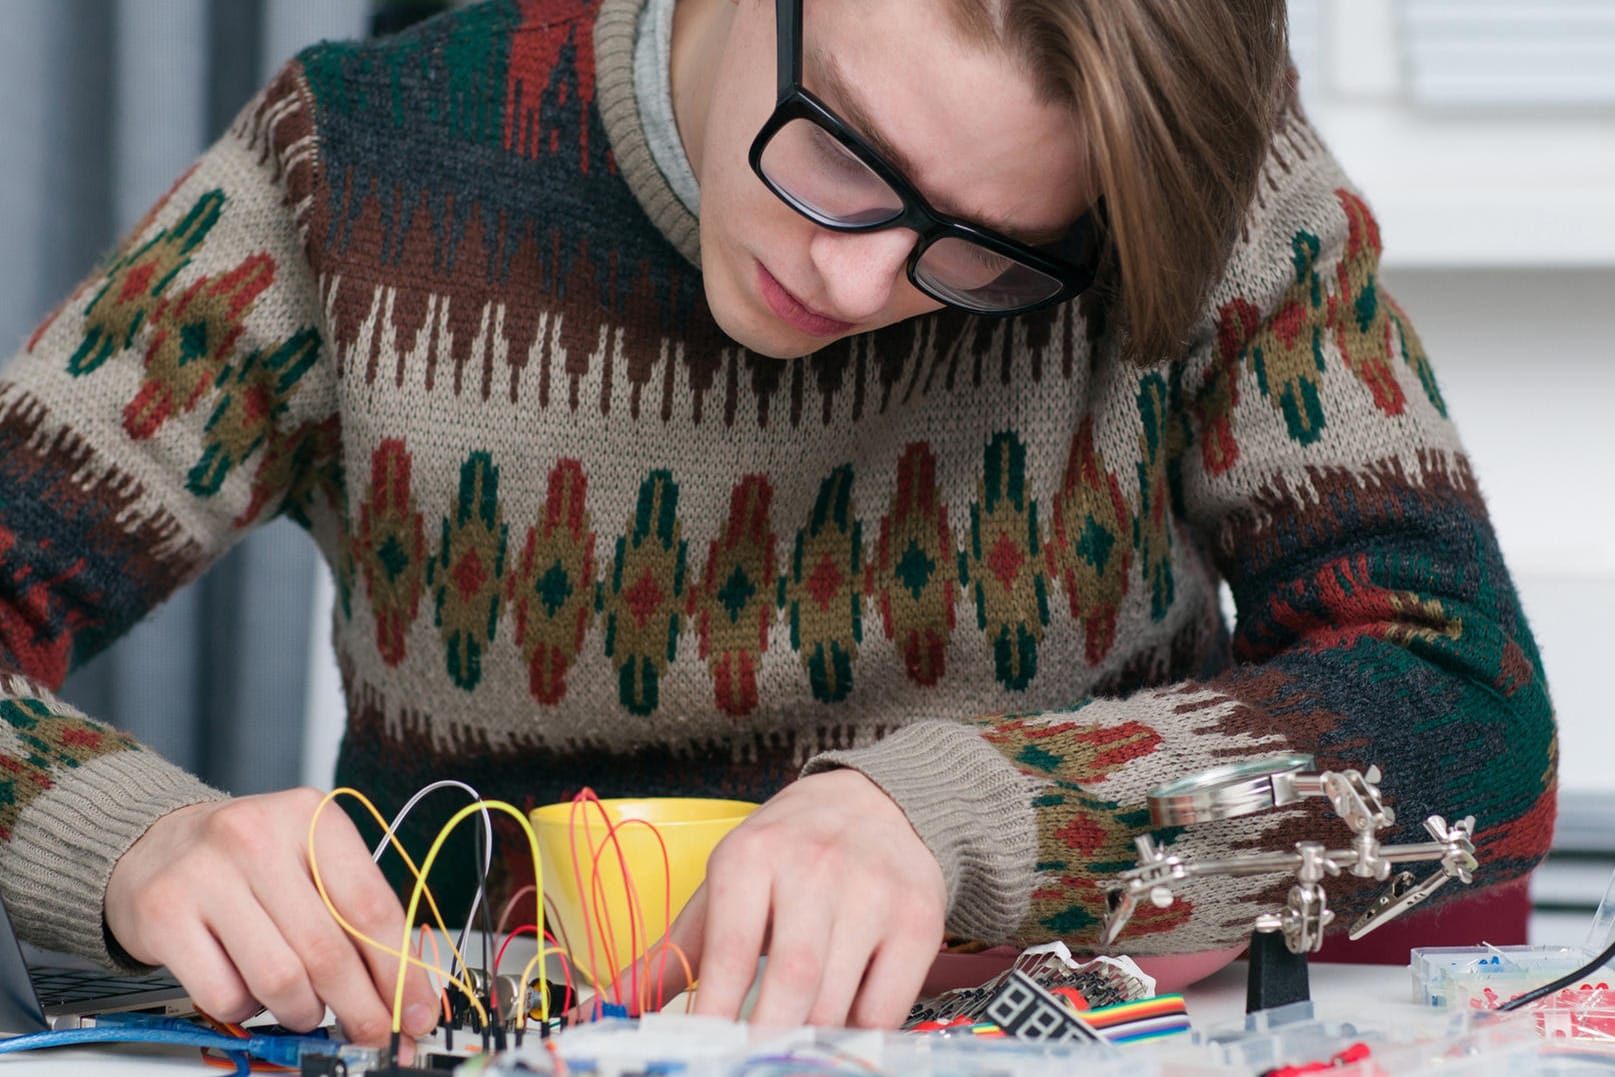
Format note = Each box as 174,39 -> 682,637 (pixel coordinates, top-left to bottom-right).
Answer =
758,118 -> 903,225
757,118 -> 1063,310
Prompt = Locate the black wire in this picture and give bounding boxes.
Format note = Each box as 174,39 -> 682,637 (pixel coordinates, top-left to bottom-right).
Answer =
476,812 -> 498,1022
447,804 -> 486,988
1497,935 -> 1615,1011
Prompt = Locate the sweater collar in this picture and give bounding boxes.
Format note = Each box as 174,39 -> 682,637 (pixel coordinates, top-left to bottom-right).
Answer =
595,0 -> 703,267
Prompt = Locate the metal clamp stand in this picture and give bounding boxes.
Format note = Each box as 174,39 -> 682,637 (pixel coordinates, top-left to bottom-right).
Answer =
1101,755 -> 1478,1016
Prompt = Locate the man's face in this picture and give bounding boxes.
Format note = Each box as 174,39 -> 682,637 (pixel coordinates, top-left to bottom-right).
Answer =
692,0 -> 1092,358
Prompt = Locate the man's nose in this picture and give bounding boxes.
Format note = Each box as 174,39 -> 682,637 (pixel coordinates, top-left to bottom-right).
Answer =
806,227 -> 918,324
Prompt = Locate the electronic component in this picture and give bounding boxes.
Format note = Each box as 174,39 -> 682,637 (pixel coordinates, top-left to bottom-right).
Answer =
1411,945 -> 1590,1008
300,1056 -> 350,1076
904,944 -> 1151,1028
982,971 -> 1100,1043
457,1014 -> 1136,1076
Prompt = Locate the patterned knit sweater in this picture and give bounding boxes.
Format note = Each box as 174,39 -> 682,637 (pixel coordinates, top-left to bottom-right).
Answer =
0,0 -> 1557,968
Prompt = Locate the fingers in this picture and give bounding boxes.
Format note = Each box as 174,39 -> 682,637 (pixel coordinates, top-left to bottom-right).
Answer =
747,878 -> 835,1028
672,772 -> 948,1029
142,791 -> 438,1048
802,912 -> 884,1028
847,921 -> 941,1029
245,859 -> 405,1045
690,844 -> 771,1021
176,793 -> 369,1043
749,879 -> 923,1028
157,922 -> 257,1025
300,805 -> 440,1037
204,898 -> 323,1031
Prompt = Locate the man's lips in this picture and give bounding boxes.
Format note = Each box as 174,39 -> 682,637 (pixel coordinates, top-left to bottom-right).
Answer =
756,263 -> 856,337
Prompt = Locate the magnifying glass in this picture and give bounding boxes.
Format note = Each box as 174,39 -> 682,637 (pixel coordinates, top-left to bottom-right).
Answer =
1146,752 -> 1317,826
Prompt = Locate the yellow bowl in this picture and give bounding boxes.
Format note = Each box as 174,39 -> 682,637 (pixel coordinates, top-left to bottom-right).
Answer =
530,797 -> 757,988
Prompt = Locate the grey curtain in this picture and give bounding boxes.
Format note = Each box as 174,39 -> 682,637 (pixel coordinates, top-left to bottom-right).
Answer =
0,0 -> 371,794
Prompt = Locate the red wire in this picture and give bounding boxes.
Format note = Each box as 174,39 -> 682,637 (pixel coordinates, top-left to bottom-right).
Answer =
580,791 -> 635,1009
194,1007 -> 250,1039
495,924 -> 537,979
571,790 -> 644,1013
568,793 -> 607,1007
586,823 -> 638,1010
417,924 -> 453,1025
591,817 -> 674,1013
591,802 -> 649,1012
488,923 -> 582,1025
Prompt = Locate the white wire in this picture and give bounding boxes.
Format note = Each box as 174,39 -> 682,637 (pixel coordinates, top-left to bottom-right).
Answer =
371,779 -> 495,984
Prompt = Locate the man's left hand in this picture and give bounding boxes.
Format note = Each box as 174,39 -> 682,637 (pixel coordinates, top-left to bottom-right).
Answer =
631,768 -> 948,1028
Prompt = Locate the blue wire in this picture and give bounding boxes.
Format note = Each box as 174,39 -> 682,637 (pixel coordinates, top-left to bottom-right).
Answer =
0,1025 -> 340,1068
214,1048 -> 254,1077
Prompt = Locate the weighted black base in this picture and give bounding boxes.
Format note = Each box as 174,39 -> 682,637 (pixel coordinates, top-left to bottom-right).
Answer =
1245,929 -> 1311,1014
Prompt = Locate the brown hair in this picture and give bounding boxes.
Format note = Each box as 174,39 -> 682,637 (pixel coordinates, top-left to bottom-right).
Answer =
951,0 -> 1290,361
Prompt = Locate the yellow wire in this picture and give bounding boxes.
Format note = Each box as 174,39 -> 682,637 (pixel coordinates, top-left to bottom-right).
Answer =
397,799 -> 548,1033
307,788 -> 488,1029
520,933 -> 590,1028
518,935 -> 587,1025
310,787 -> 688,1035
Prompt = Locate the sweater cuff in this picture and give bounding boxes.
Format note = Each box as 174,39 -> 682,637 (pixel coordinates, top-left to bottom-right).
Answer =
803,720 -> 1040,942
4,750 -> 225,970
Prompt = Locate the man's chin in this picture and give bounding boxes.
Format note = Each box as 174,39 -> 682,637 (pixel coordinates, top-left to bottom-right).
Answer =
738,335 -> 822,360
703,290 -> 833,360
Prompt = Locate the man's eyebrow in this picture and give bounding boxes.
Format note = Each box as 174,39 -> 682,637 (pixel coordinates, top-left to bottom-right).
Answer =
809,48 -> 1063,245
810,48 -> 925,183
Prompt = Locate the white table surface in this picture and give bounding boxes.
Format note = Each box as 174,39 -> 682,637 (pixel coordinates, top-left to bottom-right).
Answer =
0,960 -> 1422,1074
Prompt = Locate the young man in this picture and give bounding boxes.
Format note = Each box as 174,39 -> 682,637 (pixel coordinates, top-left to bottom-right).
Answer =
0,0 -> 1555,1049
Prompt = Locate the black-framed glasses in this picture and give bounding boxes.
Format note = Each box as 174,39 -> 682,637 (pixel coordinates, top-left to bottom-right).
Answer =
747,0 -> 1101,316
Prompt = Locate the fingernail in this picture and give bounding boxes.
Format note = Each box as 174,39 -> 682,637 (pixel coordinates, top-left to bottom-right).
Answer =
405,1002 -> 436,1035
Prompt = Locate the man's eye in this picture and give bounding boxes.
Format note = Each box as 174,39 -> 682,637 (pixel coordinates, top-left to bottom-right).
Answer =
807,127 -> 875,180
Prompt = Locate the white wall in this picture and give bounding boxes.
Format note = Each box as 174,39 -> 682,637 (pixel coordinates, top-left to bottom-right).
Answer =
1382,269 -> 1615,798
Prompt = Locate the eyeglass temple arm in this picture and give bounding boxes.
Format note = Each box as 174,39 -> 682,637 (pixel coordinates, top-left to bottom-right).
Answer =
775,0 -> 801,99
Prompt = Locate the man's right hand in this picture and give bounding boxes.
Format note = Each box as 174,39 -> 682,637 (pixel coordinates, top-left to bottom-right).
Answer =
104,789 -> 441,1056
